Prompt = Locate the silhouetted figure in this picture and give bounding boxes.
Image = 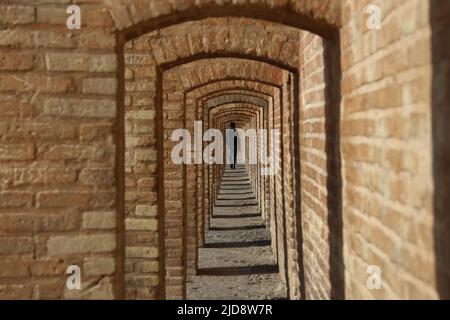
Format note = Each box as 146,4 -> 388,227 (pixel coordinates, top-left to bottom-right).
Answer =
226,122 -> 238,169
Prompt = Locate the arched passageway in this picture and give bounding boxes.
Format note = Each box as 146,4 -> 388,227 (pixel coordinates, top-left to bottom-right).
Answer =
0,0 -> 449,301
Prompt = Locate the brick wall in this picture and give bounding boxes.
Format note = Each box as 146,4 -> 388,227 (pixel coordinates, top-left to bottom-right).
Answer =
430,0 -> 450,299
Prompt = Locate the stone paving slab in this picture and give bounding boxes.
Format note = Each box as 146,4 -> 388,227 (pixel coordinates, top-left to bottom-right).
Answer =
187,274 -> 286,300
215,199 -> 259,207
213,205 -> 261,215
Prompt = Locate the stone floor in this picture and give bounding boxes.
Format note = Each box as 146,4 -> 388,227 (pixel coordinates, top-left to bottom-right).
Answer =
186,165 -> 286,300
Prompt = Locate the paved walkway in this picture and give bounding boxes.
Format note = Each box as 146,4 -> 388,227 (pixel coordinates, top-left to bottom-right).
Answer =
187,165 -> 286,300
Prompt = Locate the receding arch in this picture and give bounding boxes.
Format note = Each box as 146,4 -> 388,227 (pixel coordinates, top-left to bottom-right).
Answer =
120,10 -> 342,299
113,1 -> 341,40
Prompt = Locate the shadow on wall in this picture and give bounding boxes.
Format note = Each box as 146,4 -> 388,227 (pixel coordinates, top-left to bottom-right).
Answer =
431,0 -> 450,300
293,33 -> 344,300
292,73 -> 306,299
324,34 -> 345,300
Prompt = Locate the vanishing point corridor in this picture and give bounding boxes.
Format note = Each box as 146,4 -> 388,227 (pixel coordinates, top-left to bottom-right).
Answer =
0,0 -> 449,301
187,166 -> 285,300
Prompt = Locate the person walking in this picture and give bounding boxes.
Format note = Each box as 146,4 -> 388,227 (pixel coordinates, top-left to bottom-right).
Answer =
226,122 -> 238,169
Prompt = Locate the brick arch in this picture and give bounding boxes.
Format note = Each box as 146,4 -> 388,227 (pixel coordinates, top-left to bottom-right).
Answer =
196,86 -> 279,113
212,108 -> 260,132
201,91 -> 273,121
208,103 -> 269,256
189,79 -> 283,128
189,78 -> 282,98
200,90 -> 273,108
160,52 -> 297,74
207,99 -> 268,112
170,67 -> 286,263
211,109 -> 261,131
197,85 -> 276,97
204,92 -> 270,133
213,113 -> 256,131
210,104 -> 262,122
187,79 -> 282,129
118,1 -> 442,297
185,101 -> 266,280
187,84 -> 279,258
192,84 -> 279,136
212,107 -> 262,176
122,11 -> 345,300
185,79 -> 284,289
205,95 -> 270,127
108,0 -> 341,38
124,40 -> 294,296
2,1 -> 338,301
207,102 -> 265,130
213,112 -> 257,126
209,104 -> 262,126
185,90 -> 273,276
201,90 -> 273,129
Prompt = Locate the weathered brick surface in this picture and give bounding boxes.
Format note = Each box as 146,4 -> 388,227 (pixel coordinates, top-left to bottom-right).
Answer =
47,234 -> 116,255
160,57 -> 285,298
0,0 -> 447,300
